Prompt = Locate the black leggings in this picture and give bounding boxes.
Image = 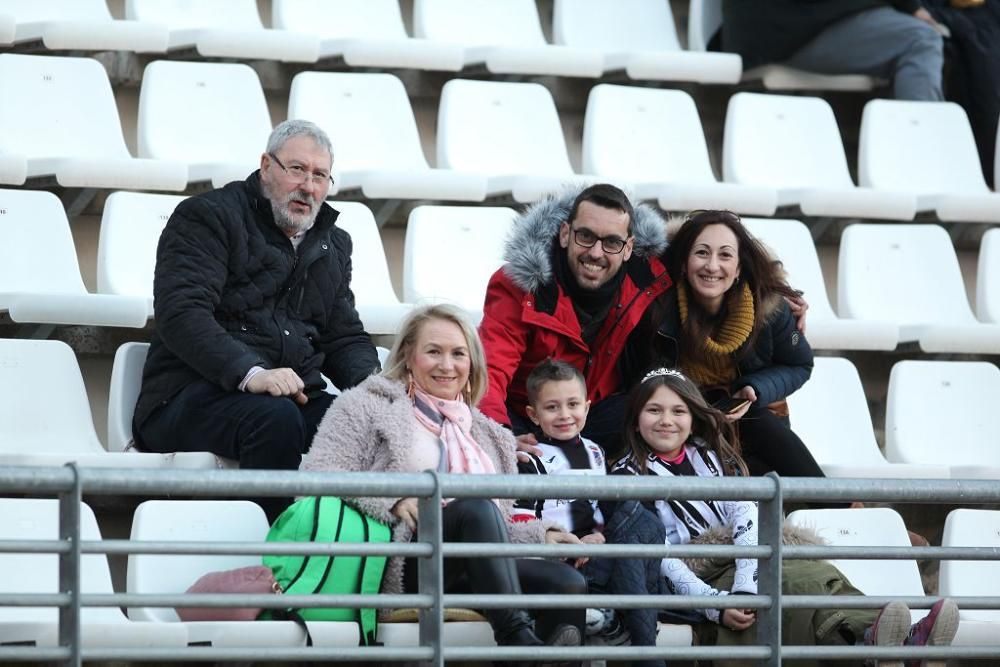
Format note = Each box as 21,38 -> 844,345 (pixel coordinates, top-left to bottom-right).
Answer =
737,404 -> 825,478
403,498 -> 587,642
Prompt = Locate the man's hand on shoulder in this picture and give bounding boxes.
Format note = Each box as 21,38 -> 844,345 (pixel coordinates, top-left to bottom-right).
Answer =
246,368 -> 309,405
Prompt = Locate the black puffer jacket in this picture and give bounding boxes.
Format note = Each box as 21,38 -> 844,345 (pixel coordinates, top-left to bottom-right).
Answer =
134,171 -> 379,430
650,289 -> 813,408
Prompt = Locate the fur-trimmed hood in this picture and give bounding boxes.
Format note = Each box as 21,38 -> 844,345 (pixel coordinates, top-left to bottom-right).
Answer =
683,522 -> 826,578
501,186 -> 669,294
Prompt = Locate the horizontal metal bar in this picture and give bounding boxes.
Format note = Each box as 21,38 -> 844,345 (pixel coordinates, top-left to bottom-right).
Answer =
0,647 -> 70,661
76,646 -> 435,662
442,593 -> 773,610
0,539 -> 71,555
5,467 -> 1000,506
441,542 -> 771,559
23,539 -> 1000,564
785,545 -> 1000,560
0,593 -> 70,606
782,594 -> 1000,609
447,645 -> 772,661
781,644 -> 1000,660
66,593 -> 433,609
90,539 -> 431,558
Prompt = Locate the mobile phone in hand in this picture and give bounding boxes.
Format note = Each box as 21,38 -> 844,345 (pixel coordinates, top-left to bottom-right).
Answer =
714,397 -> 752,415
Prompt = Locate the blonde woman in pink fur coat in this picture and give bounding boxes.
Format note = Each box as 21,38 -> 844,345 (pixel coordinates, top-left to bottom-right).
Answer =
303,304 -> 586,654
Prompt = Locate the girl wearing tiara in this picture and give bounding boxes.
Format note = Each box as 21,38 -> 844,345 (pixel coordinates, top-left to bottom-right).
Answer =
611,367 -> 958,666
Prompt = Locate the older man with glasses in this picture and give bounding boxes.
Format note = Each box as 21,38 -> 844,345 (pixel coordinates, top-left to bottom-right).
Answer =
478,184 -> 674,458
134,119 -> 379,520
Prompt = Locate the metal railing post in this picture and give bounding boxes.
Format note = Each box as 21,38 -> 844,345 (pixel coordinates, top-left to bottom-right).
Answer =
758,472 -> 783,667
417,472 -> 443,667
58,463 -> 81,667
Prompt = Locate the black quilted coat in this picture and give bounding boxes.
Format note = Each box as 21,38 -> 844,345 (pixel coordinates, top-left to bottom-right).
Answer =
134,171 -> 379,430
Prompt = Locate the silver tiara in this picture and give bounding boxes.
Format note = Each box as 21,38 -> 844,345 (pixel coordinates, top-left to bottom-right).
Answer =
641,367 -> 688,384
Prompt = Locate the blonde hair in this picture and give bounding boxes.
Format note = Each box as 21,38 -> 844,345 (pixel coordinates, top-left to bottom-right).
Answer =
381,304 -> 489,406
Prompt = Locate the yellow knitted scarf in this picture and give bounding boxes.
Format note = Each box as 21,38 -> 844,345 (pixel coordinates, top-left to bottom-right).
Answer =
677,282 -> 755,388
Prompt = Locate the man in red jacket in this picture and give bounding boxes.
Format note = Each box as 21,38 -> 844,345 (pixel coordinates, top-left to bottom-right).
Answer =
478,184 -> 672,456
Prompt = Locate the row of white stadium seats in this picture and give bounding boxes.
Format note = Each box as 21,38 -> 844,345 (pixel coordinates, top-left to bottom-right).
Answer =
783,506 -> 1000,646
0,495 -> 687,650
1,500 -> 997,648
0,335 -> 995,474
0,0 -> 736,83
2,53 -> 997,221
0,0 -> 891,94
2,186 -> 998,351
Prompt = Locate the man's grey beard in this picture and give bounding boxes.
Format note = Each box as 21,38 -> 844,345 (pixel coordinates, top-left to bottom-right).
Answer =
263,182 -> 320,235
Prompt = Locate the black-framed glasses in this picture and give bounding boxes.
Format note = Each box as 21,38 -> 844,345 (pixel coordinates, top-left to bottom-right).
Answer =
268,153 -> 334,187
571,227 -> 630,254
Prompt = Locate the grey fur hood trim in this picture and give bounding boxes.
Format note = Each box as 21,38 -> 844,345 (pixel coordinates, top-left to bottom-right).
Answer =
683,522 -> 826,578
502,186 -> 669,294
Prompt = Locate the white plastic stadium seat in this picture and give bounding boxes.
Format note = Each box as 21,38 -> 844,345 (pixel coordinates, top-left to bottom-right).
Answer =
128,500 -> 359,647
1,0 -> 168,52
0,499 -> 188,649
108,342 -> 237,468
859,100 -> 1000,223
272,0 -> 463,71
940,509 -> 1000,645
0,189 -> 150,328
288,72 -> 486,202
687,0 -> 879,92
438,79 -> 604,203
97,191 -> 187,318
0,339 -> 221,469
741,218 -> 897,350
403,206 -> 517,319
786,357 -> 947,478
331,201 -> 413,334
785,508 -> 928,621
886,360 -> 1000,478
553,0 -> 740,84
0,54 -> 187,191
723,93 -> 916,220
583,85 -> 776,215
838,224 -> 1000,353
138,60 -> 272,189
0,152 -> 26,185
0,12 -> 13,44
978,228 -> 1000,323
413,0 -> 603,78
125,0 -> 318,62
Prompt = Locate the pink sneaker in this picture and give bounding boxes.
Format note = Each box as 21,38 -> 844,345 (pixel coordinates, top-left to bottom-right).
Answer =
863,600 -> 911,667
904,598 -> 959,667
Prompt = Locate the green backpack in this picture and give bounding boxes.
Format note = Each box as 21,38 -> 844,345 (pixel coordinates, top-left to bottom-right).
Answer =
263,496 -> 391,646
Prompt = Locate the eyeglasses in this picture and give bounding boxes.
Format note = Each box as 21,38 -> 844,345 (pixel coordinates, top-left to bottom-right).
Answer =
570,227 -> 630,254
268,153 -> 334,187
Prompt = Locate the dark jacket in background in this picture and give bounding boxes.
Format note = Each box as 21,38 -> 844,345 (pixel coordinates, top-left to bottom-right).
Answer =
722,0 -> 922,69
134,171 -> 378,430
926,0 -> 1000,186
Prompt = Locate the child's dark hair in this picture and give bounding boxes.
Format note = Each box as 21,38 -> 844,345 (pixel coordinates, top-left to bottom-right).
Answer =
620,368 -> 747,476
526,358 -> 587,405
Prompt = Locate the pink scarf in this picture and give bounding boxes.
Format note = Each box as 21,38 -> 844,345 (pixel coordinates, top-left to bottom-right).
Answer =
411,387 -> 497,476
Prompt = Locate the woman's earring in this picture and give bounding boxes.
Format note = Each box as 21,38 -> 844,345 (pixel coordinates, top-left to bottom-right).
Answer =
463,379 -> 472,406
406,371 -> 415,398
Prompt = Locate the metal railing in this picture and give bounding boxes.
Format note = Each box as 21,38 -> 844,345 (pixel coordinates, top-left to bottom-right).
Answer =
1,465 -> 999,665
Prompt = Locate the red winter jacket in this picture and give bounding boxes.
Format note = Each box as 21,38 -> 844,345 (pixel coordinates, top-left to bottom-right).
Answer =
478,189 -> 673,426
